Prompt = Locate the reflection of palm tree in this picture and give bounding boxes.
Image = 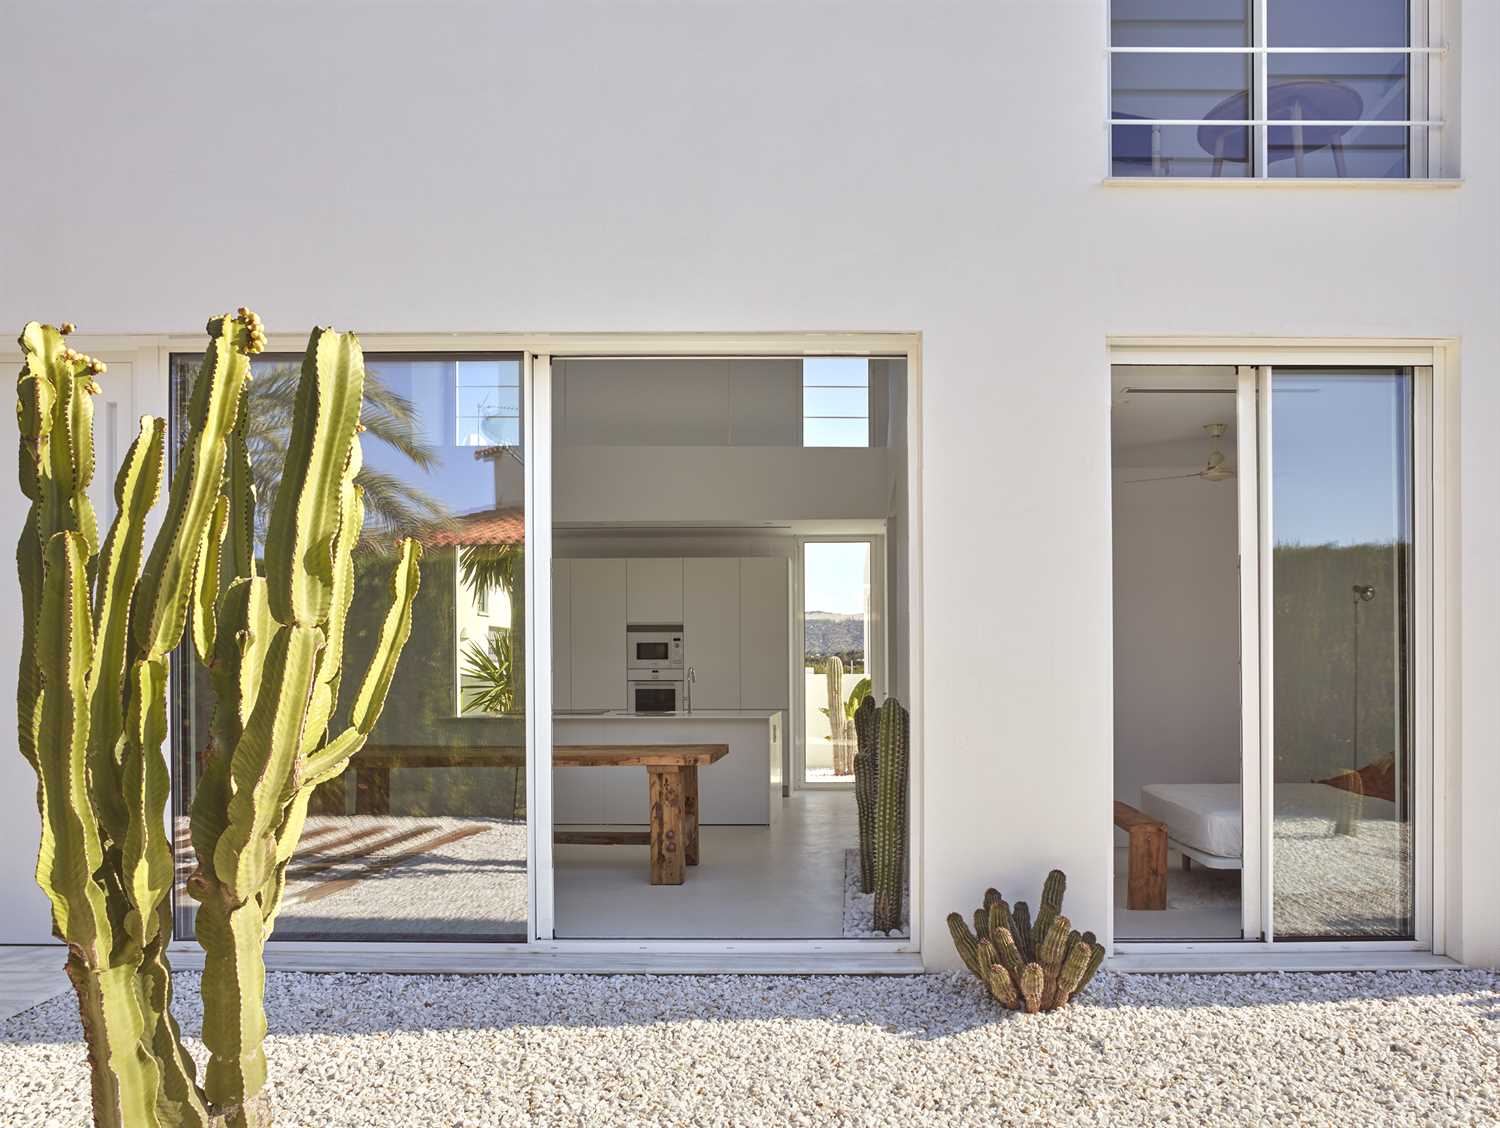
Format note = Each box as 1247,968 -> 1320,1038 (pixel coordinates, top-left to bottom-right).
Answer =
244,362 -> 450,542
460,542 -> 525,706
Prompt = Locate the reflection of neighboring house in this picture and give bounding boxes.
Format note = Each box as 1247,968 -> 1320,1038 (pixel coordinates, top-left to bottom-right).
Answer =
422,504 -> 524,713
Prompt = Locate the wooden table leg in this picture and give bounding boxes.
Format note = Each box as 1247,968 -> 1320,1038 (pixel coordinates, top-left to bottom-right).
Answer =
683,765 -> 700,866
648,766 -> 685,885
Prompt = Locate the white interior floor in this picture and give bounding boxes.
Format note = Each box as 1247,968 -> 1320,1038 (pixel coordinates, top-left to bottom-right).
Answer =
1112,846 -> 1243,940
554,789 -> 860,939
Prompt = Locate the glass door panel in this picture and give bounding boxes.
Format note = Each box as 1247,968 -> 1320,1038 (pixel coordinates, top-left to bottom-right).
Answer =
1269,367 -> 1415,939
171,351 -> 530,942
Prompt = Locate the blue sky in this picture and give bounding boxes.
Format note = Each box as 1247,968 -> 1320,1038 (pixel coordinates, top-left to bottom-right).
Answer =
1272,371 -> 1411,548
804,541 -> 870,615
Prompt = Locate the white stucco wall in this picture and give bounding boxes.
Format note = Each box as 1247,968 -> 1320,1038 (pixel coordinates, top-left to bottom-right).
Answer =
1,1 -> 1496,967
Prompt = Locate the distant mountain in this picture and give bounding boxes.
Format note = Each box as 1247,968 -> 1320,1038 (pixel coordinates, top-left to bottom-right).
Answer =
804,612 -> 866,661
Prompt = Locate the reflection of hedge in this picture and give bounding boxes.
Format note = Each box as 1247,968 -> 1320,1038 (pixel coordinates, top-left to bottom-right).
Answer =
1274,542 -> 1407,787
185,547 -> 526,819
337,546 -> 525,815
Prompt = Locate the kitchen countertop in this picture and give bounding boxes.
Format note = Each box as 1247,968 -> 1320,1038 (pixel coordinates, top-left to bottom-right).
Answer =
554,710 -> 781,721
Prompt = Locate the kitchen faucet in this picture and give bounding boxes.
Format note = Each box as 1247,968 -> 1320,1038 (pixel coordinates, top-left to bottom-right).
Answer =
685,666 -> 695,714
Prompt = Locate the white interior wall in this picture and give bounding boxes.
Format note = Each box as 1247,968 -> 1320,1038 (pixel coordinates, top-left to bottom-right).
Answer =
1111,471 -> 1241,831
0,1 -> 1495,966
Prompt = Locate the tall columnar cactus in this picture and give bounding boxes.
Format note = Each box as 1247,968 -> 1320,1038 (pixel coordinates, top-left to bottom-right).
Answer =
824,656 -> 852,776
852,695 -> 878,893
871,696 -> 909,933
16,316 -> 422,1128
947,870 -> 1106,1013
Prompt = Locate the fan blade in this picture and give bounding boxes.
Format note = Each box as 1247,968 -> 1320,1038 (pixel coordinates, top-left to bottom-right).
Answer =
1120,472 -> 1201,484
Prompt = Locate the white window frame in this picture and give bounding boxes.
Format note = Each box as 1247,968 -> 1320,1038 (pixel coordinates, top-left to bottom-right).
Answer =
58,329 -> 923,972
1108,337 -> 1456,961
1106,0 -> 1453,182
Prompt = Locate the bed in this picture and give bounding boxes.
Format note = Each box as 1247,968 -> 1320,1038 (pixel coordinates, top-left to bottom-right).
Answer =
1138,782 -> 1401,870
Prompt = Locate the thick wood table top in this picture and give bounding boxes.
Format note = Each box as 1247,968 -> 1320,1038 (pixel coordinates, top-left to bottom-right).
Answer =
352,744 -> 728,769
554,744 -> 729,767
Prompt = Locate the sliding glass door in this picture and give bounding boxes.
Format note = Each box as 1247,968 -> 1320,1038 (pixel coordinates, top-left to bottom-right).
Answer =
1265,368 -> 1416,940
170,350 -> 531,943
1112,360 -> 1429,948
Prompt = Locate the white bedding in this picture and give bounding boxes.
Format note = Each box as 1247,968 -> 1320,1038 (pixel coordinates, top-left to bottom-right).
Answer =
1139,782 -> 1399,861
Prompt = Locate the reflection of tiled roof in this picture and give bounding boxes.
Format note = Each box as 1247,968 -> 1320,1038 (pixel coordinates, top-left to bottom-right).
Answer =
422,506 -> 525,546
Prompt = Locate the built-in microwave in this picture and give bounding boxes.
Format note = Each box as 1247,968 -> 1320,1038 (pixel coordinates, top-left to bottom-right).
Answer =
626,625 -> 684,671
628,676 -> 683,714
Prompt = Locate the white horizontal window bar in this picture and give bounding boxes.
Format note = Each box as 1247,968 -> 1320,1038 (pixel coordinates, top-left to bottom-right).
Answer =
1109,46 -> 1447,55
1110,119 -> 1443,128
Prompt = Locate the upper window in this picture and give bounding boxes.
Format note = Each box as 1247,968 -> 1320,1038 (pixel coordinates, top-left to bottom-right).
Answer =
802,358 -> 870,447
1110,1 -> 1448,179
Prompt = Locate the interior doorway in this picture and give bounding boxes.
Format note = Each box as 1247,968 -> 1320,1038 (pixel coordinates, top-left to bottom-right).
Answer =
799,538 -> 883,787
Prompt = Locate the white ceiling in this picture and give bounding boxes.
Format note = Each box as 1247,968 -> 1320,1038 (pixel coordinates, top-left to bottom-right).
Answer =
1111,366 -> 1237,469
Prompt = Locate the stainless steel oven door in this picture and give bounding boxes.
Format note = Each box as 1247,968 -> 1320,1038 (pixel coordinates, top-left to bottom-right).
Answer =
629,680 -> 682,713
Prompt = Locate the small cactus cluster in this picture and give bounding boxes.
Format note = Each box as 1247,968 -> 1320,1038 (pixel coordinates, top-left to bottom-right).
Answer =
16,314 -> 421,1128
871,696 -> 909,933
948,870 -> 1106,1012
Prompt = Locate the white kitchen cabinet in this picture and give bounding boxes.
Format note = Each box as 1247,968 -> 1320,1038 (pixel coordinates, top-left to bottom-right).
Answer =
570,558 -> 627,709
551,559 -> 572,710
683,558 -> 741,709
626,557 -> 684,623
739,556 -> 790,708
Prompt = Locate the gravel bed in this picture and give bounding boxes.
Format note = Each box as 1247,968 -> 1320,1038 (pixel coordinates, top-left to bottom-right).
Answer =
842,848 -> 909,937
4,968 -> 1496,1126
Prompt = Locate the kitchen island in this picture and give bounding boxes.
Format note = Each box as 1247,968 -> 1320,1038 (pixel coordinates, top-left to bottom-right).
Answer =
553,710 -> 783,826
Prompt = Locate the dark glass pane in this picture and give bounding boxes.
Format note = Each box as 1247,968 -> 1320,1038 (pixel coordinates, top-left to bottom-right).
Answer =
1112,122 -> 1252,178
1271,369 -> 1414,940
171,351 -> 529,943
1268,54 -> 1409,121
1112,51 -> 1252,121
1112,0 -> 1251,47
1269,0 -> 1410,47
1269,125 -> 1413,179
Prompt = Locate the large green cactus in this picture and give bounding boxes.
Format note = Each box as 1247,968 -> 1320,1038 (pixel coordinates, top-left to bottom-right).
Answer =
871,696 -> 909,933
946,869 -> 1106,1013
852,695 -> 877,893
16,316 -> 422,1128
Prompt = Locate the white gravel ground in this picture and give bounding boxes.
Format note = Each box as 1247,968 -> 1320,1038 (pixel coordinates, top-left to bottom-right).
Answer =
842,848 -> 909,937
4,968 -> 1496,1126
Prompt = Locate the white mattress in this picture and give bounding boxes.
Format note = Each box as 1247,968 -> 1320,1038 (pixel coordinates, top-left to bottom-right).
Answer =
1140,784 -> 1243,859
1138,782 -> 1398,861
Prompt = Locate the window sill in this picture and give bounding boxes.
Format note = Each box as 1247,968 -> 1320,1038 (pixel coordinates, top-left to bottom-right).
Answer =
1102,176 -> 1463,190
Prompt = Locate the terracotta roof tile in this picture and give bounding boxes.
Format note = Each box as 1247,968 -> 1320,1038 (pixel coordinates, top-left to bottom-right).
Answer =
422,506 -> 525,546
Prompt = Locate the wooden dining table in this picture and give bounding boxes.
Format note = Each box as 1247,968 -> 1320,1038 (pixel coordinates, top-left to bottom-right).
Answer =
336,742 -> 730,885
552,744 -> 730,885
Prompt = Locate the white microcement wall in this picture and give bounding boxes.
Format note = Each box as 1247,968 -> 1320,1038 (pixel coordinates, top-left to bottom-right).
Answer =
1,1 -> 1496,968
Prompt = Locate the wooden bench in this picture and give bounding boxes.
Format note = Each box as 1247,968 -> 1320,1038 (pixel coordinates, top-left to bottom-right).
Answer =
1114,800 -> 1167,911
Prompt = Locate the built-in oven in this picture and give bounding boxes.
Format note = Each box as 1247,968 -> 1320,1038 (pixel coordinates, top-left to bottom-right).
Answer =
626,625 -> 684,672
628,675 -> 683,714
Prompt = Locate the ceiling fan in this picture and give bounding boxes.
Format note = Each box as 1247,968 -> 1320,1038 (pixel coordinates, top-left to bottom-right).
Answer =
1123,423 -> 1235,484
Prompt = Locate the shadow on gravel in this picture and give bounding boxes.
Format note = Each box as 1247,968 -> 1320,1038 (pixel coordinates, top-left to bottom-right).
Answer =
3,969 -> 1496,1046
